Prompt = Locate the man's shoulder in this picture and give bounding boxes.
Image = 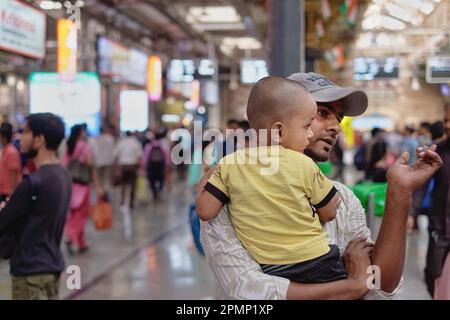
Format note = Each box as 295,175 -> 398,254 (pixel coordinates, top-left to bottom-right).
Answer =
437,138 -> 450,154
33,165 -> 71,183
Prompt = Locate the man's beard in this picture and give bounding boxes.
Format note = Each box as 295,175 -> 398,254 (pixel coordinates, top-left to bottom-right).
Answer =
23,148 -> 38,159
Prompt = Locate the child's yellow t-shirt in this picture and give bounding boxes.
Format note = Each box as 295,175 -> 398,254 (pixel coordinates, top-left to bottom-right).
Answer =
205,145 -> 337,265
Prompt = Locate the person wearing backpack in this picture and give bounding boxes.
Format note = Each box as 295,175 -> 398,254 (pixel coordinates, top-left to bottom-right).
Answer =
0,113 -> 72,300
142,133 -> 170,200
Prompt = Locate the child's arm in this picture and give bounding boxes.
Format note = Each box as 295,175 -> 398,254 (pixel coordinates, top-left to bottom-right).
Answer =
196,190 -> 223,221
195,166 -> 223,221
316,193 -> 341,223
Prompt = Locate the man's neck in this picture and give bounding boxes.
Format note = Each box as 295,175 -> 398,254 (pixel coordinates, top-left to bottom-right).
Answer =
34,149 -> 59,168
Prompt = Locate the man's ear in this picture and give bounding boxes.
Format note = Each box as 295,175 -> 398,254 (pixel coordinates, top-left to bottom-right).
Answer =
34,134 -> 45,150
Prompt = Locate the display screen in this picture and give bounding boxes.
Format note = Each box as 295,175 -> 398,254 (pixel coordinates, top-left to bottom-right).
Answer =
240,59 -> 269,84
427,56 -> 450,83
120,90 -> 148,132
353,57 -> 399,80
29,72 -> 101,136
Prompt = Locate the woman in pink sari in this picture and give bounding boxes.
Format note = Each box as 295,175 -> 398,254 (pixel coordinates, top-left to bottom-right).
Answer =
62,124 -> 102,255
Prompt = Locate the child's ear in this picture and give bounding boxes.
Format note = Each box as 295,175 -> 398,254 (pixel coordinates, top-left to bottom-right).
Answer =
271,122 -> 283,144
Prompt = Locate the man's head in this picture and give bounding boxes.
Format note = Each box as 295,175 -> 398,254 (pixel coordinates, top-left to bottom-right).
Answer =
247,76 -> 316,152
445,104 -> 450,138
20,113 -> 65,159
0,122 -> 13,145
431,121 -> 445,141
287,72 -> 368,162
226,119 -> 240,130
419,122 -> 431,137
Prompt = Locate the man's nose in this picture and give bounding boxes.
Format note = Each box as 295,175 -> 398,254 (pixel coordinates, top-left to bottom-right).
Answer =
328,119 -> 342,135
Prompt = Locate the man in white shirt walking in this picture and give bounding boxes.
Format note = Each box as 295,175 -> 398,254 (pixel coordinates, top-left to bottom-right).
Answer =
114,131 -> 143,210
93,126 -> 116,197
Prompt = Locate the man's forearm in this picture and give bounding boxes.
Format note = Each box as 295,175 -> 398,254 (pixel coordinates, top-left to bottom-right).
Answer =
371,185 -> 410,293
286,279 -> 366,300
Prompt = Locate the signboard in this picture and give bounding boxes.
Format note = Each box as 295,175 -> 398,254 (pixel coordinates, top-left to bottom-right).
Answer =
353,57 -> 399,81
29,72 -> 101,135
147,55 -> 162,102
120,90 -> 148,132
57,19 -> 77,82
240,59 -> 269,84
427,56 -> 450,84
0,0 -> 46,59
197,59 -> 215,79
97,37 -> 148,86
167,59 -> 195,82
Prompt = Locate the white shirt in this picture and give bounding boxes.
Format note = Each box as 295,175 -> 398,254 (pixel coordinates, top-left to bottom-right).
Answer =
93,133 -> 116,167
114,136 -> 143,165
200,181 -> 402,300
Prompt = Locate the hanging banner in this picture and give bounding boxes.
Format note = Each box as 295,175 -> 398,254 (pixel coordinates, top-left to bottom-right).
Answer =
57,19 -> 78,82
147,55 -> 162,101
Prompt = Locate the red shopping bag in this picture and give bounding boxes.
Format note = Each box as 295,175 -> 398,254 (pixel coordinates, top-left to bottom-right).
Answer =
90,197 -> 113,230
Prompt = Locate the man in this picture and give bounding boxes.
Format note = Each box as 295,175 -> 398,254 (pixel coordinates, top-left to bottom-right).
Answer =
200,72 -> 442,299
0,123 -> 22,202
0,113 -> 72,300
93,125 -> 116,196
114,131 -> 143,210
425,104 -> 450,297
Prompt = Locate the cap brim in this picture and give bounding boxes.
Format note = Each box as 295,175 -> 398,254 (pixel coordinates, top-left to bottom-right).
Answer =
311,87 -> 368,117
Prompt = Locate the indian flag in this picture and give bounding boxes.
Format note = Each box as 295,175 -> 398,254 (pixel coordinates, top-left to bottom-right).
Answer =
340,0 -> 359,27
321,0 -> 332,21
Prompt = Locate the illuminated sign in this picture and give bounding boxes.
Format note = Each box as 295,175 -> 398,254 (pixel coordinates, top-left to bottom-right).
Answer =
120,90 -> 148,132
0,0 -> 46,59
240,59 -> 269,84
147,55 -> 162,101
167,59 -> 195,82
427,56 -> 450,84
29,72 -> 101,135
353,57 -> 399,81
97,37 -> 148,86
57,19 -> 77,82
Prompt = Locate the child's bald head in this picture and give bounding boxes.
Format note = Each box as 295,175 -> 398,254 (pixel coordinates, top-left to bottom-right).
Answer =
246,76 -> 316,130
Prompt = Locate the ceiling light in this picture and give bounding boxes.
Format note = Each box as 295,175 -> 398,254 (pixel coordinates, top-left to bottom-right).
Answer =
385,2 -> 414,22
419,2 -> 434,14
362,14 -> 406,30
39,1 -> 55,10
222,37 -> 261,50
189,6 -> 241,24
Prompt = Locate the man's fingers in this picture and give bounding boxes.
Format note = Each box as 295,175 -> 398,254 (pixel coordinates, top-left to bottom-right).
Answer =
345,237 -> 367,253
395,152 -> 409,165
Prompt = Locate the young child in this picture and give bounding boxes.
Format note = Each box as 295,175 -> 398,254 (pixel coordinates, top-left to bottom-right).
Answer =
196,76 -> 345,283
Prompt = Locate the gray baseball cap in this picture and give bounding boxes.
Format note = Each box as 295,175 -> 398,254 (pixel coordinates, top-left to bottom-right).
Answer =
287,72 -> 368,117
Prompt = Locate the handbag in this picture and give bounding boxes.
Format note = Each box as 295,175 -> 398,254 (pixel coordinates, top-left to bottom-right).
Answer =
67,144 -> 92,185
90,196 -> 113,230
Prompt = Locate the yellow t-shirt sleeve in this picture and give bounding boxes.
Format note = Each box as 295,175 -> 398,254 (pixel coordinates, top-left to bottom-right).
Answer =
204,165 -> 230,204
301,156 -> 337,208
